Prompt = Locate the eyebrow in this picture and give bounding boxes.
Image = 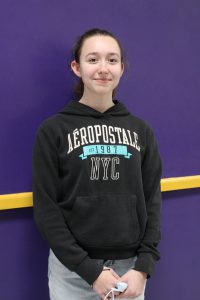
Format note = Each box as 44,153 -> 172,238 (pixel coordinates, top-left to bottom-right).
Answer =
86,52 -> 120,57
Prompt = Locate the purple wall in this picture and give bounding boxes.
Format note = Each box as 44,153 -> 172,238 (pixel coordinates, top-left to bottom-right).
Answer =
0,1 -> 200,299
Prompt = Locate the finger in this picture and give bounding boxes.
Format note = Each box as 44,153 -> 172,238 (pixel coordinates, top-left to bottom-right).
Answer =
115,292 -> 127,298
109,268 -> 120,279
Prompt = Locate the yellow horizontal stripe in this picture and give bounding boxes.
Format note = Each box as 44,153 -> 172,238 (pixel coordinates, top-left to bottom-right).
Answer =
0,192 -> 33,210
160,175 -> 200,192
0,175 -> 200,210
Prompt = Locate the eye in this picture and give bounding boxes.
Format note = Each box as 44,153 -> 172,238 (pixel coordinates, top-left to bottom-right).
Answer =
108,58 -> 119,64
88,57 -> 98,63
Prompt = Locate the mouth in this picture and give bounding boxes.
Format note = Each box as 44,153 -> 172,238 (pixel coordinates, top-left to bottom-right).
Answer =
94,78 -> 112,83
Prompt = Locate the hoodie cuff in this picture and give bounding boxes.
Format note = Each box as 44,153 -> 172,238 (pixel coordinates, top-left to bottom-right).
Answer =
134,253 -> 156,278
75,256 -> 104,285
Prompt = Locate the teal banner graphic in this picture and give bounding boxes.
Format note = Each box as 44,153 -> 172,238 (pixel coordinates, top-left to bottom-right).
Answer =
79,144 -> 132,160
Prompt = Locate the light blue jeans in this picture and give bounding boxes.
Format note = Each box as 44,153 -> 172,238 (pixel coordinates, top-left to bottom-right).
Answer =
48,249 -> 145,300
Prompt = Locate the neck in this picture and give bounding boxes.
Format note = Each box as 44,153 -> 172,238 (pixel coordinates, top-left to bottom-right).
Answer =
79,91 -> 115,113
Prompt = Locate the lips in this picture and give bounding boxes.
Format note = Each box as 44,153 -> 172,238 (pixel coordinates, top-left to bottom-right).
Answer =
94,78 -> 112,83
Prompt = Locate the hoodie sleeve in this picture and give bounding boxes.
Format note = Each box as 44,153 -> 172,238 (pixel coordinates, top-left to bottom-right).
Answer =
134,126 -> 162,277
32,124 -> 103,285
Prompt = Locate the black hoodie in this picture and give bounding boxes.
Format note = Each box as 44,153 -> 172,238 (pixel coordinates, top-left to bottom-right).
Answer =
33,100 -> 162,285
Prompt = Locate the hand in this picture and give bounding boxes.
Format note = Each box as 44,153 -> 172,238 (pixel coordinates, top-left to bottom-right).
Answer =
92,267 -> 120,299
116,269 -> 147,299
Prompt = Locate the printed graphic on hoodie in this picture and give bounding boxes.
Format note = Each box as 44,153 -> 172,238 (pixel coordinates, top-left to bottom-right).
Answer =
67,124 -> 140,181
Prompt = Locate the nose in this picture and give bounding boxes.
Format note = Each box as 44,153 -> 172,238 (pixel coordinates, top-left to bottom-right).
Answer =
98,60 -> 109,74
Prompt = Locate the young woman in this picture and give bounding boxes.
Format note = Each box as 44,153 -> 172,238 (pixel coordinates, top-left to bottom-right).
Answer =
33,28 -> 162,300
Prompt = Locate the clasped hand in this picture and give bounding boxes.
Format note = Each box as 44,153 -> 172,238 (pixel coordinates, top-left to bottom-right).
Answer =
92,267 -> 147,299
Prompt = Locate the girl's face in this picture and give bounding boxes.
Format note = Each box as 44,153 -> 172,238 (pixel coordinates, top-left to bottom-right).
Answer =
71,35 -> 124,99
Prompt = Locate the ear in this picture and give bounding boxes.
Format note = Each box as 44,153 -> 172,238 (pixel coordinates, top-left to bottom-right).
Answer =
71,60 -> 81,78
120,62 -> 124,77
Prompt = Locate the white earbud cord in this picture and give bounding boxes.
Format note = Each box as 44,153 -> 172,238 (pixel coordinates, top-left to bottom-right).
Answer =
103,289 -> 115,300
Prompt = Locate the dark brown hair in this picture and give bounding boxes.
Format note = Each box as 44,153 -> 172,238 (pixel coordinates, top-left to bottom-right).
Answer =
71,28 -> 125,99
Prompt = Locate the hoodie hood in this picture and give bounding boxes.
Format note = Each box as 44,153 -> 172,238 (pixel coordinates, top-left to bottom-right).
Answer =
59,100 -> 130,118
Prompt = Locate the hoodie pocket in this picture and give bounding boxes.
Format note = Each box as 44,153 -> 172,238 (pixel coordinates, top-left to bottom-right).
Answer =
67,194 -> 140,247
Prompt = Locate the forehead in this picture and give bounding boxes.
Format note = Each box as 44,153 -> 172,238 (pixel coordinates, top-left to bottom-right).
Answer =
80,35 -> 121,56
